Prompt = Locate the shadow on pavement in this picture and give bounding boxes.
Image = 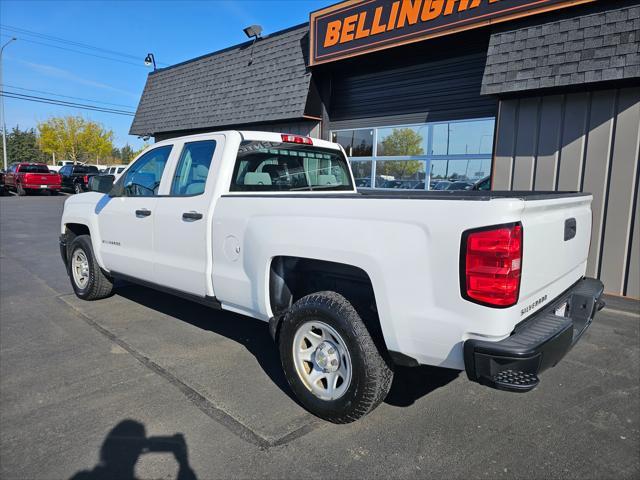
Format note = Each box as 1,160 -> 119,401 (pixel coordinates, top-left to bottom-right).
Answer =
115,283 -> 296,402
70,419 -> 197,480
385,365 -> 460,407
115,282 -> 459,410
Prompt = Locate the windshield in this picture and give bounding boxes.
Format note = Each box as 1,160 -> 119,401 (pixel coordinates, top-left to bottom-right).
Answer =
19,165 -> 50,173
231,141 -> 353,192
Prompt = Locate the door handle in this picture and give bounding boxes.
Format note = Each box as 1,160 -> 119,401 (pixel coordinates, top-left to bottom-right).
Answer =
135,209 -> 152,217
182,211 -> 203,221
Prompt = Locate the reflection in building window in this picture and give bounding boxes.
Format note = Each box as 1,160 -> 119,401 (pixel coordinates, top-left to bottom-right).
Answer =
375,160 -> 425,188
332,118 -> 494,190
351,160 -> 373,188
377,126 -> 427,156
331,129 -> 373,157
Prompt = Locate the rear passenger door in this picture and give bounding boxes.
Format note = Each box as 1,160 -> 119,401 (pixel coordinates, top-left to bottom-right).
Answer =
153,137 -> 222,296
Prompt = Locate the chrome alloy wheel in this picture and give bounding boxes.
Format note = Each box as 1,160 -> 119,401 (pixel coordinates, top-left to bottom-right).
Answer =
292,321 -> 352,401
71,249 -> 90,289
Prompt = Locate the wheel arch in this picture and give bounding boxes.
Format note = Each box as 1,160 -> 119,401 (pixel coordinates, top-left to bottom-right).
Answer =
268,256 -> 390,359
63,222 -> 90,257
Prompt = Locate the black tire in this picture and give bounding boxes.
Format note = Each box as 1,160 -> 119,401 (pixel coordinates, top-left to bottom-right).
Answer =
16,183 -> 26,196
74,183 -> 83,194
67,234 -> 114,300
279,291 -> 393,423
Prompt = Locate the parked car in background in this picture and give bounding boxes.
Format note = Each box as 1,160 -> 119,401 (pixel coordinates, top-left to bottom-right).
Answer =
431,181 -> 451,190
445,181 -> 473,190
0,170 -> 8,196
380,179 -> 420,189
48,160 -> 75,173
4,163 -> 62,195
471,176 -> 491,191
58,164 -> 100,194
355,178 -> 371,188
101,165 -> 127,180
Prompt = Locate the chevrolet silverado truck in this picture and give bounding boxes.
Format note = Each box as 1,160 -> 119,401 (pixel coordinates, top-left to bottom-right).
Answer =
5,162 -> 62,195
59,131 -> 604,423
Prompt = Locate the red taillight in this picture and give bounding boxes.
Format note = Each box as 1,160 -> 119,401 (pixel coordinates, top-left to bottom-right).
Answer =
281,134 -> 313,145
462,223 -> 522,307
83,175 -> 89,183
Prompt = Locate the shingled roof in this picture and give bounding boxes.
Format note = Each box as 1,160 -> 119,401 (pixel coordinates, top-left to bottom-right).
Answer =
130,24 -> 313,136
481,3 -> 640,95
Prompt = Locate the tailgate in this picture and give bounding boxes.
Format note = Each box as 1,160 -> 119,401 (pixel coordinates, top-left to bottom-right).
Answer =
24,173 -> 61,185
518,194 -> 592,313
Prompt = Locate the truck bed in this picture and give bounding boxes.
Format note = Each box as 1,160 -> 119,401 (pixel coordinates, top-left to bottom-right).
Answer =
358,189 -> 590,201
223,190 -> 590,201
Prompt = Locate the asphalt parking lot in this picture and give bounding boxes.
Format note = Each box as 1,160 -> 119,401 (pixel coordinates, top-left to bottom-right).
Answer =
1,193 -> 639,480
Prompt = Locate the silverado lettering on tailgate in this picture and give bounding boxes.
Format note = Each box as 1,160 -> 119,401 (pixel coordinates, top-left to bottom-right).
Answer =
521,295 -> 548,316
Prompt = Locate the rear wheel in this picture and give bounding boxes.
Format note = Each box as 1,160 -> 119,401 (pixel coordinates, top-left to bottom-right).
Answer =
67,234 -> 114,300
16,183 -> 26,196
279,291 -> 393,423
74,183 -> 83,194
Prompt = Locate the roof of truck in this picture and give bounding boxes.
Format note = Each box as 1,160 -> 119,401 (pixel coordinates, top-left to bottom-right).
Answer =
148,130 -> 340,152
238,131 -> 340,150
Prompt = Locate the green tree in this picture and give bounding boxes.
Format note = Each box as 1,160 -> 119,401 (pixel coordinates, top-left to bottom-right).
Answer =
133,143 -> 149,158
37,116 -> 114,163
120,144 -> 135,163
378,128 -> 425,179
6,126 -> 47,164
111,147 -> 122,161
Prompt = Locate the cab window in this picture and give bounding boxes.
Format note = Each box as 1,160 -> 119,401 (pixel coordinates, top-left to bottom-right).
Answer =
231,141 -> 353,192
170,141 -> 216,196
115,146 -> 172,197
19,165 -> 50,173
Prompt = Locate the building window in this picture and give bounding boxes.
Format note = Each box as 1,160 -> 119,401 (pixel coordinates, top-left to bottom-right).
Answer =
331,129 -> 373,157
332,118 -> 494,190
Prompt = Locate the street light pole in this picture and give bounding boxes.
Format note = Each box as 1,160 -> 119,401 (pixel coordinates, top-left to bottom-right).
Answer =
1,37 -> 17,172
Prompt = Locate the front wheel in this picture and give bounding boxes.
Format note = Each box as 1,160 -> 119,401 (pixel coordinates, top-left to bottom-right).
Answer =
278,291 -> 393,423
74,183 -> 83,194
67,234 -> 114,300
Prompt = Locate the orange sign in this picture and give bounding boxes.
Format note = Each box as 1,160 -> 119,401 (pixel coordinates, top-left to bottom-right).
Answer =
310,0 -> 595,65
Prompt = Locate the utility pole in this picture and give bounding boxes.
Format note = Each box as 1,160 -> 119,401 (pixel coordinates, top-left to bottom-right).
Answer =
1,37 -> 17,171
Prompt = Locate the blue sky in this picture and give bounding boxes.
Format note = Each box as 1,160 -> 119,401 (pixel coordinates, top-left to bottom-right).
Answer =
1,0 -> 328,149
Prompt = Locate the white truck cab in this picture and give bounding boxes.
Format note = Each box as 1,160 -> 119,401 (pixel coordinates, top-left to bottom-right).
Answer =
60,131 -> 604,422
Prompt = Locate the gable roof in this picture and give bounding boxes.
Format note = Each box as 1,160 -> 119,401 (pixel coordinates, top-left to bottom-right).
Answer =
481,2 -> 639,95
130,24 -> 312,136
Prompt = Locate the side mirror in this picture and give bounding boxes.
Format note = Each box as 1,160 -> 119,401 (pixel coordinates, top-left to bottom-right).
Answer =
88,175 -> 115,193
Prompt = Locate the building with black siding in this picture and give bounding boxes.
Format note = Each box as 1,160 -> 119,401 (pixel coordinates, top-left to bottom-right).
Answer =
131,0 -> 639,298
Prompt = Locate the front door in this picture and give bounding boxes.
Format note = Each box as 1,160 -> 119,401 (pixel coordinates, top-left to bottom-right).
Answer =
96,145 -> 174,281
153,138 -> 221,296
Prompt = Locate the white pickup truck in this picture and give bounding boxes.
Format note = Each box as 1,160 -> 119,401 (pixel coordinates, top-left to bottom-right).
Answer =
60,131 -> 604,423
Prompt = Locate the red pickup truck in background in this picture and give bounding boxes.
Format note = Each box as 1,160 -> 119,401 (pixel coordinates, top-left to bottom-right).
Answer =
4,163 -> 62,196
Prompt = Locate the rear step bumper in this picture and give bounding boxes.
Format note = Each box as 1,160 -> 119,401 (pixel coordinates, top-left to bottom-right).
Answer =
464,277 -> 604,392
